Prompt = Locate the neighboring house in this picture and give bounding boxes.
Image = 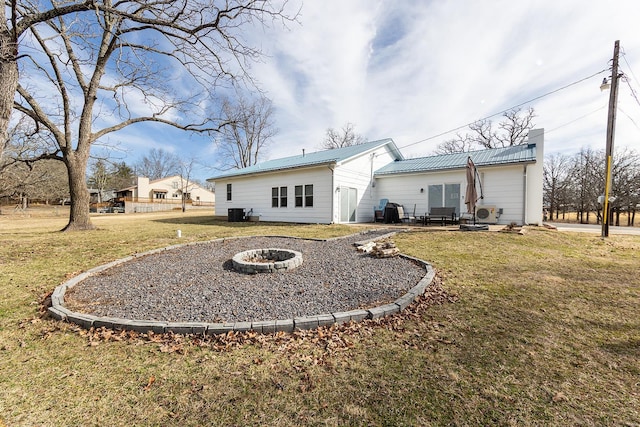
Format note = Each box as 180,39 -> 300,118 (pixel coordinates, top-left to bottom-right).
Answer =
115,176 -> 215,213
207,129 -> 544,225
88,189 -> 116,204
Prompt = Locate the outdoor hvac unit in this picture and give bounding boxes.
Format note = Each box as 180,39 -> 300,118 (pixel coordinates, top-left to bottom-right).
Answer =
476,205 -> 498,224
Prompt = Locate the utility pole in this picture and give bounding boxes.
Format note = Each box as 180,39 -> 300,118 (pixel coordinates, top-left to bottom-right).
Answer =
601,40 -> 620,238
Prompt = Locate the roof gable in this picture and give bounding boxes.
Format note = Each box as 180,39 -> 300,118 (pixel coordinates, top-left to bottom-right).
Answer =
207,138 -> 402,181
375,144 -> 537,176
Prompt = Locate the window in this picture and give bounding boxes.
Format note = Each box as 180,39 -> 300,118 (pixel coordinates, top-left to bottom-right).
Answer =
305,184 -> 313,207
295,185 -> 303,207
172,181 -> 179,189
154,192 -> 166,199
272,186 -> 288,208
226,183 -> 232,201
295,184 -> 313,207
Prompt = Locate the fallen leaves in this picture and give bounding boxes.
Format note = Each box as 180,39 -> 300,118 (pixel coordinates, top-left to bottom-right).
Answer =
552,391 -> 568,403
143,376 -> 155,391
56,273 -> 458,368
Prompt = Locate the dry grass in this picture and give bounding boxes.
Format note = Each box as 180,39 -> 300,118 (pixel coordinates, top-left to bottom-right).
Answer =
551,210 -> 639,227
0,208 -> 639,426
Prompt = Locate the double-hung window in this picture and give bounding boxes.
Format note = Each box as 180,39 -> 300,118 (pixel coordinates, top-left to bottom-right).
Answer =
272,187 -> 288,207
304,184 -> 313,207
295,184 -> 313,207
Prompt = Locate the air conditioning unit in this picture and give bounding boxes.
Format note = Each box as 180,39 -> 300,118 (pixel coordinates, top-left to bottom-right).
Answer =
476,205 -> 498,224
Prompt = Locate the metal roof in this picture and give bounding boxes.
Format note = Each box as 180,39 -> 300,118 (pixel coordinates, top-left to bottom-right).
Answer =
374,143 -> 537,176
207,138 -> 402,181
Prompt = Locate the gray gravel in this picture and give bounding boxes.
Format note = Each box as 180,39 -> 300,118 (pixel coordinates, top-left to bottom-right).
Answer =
65,231 -> 425,323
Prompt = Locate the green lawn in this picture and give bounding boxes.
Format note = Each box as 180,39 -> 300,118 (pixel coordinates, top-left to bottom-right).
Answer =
1,209 -> 638,426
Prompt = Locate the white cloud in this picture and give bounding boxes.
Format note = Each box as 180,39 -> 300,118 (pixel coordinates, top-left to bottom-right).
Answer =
249,0 -> 640,162
18,0 -> 640,181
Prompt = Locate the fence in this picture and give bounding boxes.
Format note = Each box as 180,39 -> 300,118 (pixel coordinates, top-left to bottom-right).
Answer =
117,196 -> 214,207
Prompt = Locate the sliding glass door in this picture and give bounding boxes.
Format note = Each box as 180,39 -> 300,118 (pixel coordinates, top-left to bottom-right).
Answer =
427,183 -> 460,214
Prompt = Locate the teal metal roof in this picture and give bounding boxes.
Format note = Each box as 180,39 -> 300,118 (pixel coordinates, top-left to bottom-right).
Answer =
208,138 -> 402,181
374,143 -> 537,176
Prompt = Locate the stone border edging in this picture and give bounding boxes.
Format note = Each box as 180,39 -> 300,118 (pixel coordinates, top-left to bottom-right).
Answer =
48,230 -> 436,335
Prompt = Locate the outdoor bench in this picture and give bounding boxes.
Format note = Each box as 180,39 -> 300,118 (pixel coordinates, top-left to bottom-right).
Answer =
425,207 -> 458,226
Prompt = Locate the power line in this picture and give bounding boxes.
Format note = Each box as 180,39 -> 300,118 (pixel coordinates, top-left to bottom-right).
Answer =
618,106 -> 640,132
545,106 -> 606,134
622,76 -> 640,111
397,68 -> 608,150
621,46 -> 640,92
619,45 -> 640,126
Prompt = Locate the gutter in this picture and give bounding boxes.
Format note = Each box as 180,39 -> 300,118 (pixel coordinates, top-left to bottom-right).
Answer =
329,164 -> 336,224
522,165 -> 527,225
207,160 -> 338,182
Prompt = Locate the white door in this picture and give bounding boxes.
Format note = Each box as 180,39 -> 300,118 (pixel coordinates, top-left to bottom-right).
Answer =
340,187 -> 357,222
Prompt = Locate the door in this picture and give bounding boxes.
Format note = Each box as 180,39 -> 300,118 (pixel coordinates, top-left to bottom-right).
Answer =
340,187 -> 357,222
428,183 -> 460,215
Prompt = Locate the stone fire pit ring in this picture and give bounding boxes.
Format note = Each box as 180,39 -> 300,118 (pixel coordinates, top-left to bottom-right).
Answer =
232,248 -> 303,274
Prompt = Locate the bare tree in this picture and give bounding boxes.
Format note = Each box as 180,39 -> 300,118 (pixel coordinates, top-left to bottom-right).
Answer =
568,147 -> 603,224
87,160 -> 110,203
0,4 -> 18,163
433,133 -> 476,155
543,148 -> 640,226
610,147 -> 640,226
215,94 -> 277,169
436,107 -> 536,153
0,115 -> 68,205
22,160 -> 69,205
543,153 -> 571,220
135,148 -> 181,181
176,157 -> 198,212
0,156 -> 68,207
321,122 -> 366,150
2,1 -> 296,230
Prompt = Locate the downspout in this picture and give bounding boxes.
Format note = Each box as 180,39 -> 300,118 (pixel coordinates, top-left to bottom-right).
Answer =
370,153 -> 376,199
522,165 -> 527,225
329,164 -> 336,224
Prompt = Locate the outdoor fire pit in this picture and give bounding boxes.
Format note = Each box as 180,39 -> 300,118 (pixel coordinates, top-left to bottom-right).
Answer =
232,248 -> 302,274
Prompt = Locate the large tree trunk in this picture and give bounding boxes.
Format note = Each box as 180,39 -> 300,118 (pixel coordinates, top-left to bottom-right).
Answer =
63,154 -> 94,231
0,15 -> 19,160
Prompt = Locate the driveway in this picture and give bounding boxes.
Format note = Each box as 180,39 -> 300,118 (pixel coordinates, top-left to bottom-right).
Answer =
547,222 -> 640,236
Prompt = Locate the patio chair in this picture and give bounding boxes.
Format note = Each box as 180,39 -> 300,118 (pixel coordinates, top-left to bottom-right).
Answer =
397,205 -> 417,224
374,198 -> 389,222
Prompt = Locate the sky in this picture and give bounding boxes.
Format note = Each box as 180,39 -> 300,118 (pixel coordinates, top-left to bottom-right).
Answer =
96,0 -> 640,182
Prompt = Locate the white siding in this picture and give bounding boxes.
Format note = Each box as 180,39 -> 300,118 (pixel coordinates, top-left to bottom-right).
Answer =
525,129 -> 544,225
215,166 -> 333,223
333,146 -> 397,223
376,164 -> 535,225
376,171 -> 465,219
479,165 -> 527,224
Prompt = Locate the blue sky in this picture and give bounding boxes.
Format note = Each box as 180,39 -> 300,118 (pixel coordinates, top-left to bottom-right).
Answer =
91,0 -> 640,182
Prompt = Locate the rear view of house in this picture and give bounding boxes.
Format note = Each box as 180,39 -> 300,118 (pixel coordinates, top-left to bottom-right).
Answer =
208,129 -> 544,225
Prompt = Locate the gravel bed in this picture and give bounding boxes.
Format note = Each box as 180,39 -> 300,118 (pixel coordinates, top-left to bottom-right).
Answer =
64,231 -> 425,323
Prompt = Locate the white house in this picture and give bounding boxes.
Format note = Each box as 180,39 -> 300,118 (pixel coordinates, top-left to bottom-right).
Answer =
116,175 -> 215,213
208,129 -> 544,225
